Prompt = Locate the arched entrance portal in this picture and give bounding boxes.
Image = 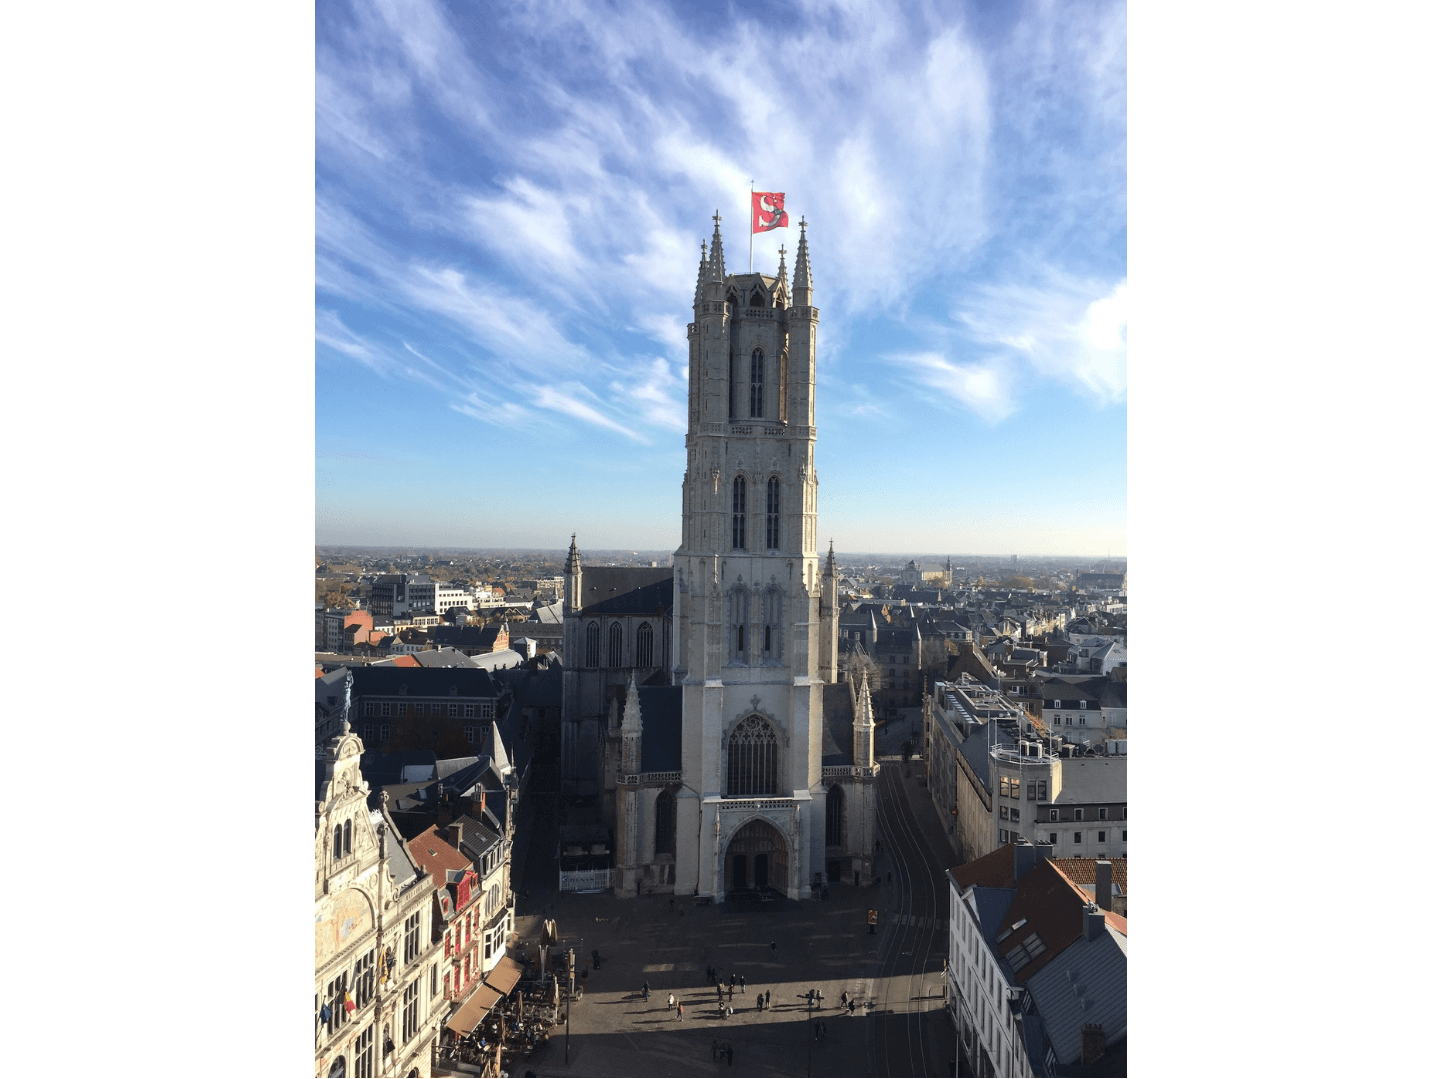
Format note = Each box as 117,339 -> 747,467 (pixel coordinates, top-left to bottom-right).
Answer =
723,818 -> 789,898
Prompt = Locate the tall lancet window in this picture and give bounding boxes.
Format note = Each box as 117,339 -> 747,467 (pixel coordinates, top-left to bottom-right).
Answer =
728,586 -> 749,663
728,349 -> 737,419
636,621 -> 654,668
826,785 -> 846,847
766,476 -> 780,549
731,476 -> 746,550
750,348 -> 764,418
654,788 -> 676,856
762,587 -> 784,663
585,621 -> 600,668
607,622 -> 624,668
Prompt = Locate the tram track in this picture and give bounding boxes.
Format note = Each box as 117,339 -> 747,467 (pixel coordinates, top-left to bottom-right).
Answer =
870,758 -> 945,1076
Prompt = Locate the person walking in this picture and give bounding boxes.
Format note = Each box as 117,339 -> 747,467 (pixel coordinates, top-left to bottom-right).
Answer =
841,990 -> 848,1008
712,1039 -> 719,1063
756,992 -> 763,1012
642,985 -> 650,1004
726,1044 -> 734,1066
677,1000 -> 685,1022
765,989 -> 770,1009
739,974 -> 746,991
667,992 -> 675,1011
770,940 -> 776,954
821,1020 -> 828,1042
729,973 -> 736,989
848,999 -> 856,1016
728,983 -> 734,1001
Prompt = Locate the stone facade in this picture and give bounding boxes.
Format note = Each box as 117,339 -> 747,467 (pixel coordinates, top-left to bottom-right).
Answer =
315,726 -> 445,1078
645,215 -> 875,901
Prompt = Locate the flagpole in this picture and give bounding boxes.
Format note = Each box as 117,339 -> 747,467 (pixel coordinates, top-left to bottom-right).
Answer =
749,180 -> 754,272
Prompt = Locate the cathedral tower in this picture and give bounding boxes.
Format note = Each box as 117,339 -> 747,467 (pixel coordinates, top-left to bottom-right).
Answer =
669,213 -> 854,901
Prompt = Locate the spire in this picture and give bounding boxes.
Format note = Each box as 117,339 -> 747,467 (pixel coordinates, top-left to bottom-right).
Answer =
777,243 -> 788,285
564,533 -> 583,613
791,216 -> 812,305
489,720 -> 511,776
695,239 -> 708,302
825,539 -> 836,575
707,210 -> 726,281
621,672 -> 643,775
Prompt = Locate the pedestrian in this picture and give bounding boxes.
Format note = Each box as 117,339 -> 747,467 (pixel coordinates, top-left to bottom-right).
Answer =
716,982 -> 723,1000
729,973 -> 736,988
667,992 -> 675,1011
740,974 -> 746,991
728,983 -> 734,1001
821,1020 -> 828,1041
643,980 -> 651,995
726,1044 -> 734,1066
756,993 -> 763,1012
841,990 -> 848,1007
765,989 -> 770,1008
848,999 -> 856,1015
813,1021 -> 820,1041
678,1001 -> 684,1022
712,1039 -> 718,1063
770,940 -> 776,953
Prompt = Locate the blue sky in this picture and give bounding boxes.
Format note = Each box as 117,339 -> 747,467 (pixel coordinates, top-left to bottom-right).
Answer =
316,0 -> 1127,556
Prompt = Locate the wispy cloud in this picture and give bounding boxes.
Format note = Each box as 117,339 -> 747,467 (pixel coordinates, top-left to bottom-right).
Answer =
953,274 -> 1128,404
885,352 -> 1017,424
317,0 -> 1127,448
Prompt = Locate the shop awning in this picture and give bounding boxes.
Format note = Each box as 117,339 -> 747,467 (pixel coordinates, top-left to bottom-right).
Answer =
483,955 -> 523,996
444,984 -> 502,1035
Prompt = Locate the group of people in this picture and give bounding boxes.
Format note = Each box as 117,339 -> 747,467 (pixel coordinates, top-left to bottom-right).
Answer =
711,1039 -> 735,1066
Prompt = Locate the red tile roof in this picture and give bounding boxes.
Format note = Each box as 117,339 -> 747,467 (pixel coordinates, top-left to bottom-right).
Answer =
1050,856 -> 1127,895
390,655 -> 421,667
407,825 -> 472,890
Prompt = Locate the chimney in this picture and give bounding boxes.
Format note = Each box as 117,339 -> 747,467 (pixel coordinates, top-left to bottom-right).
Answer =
1013,838 -> 1037,880
1084,901 -> 1107,941
1094,861 -> 1113,912
448,821 -> 464,849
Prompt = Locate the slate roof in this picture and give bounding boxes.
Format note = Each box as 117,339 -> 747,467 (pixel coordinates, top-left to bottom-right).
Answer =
445,814 -> 504,861
349,665 -> 500,698
820,682 -> 856,766
1026,924 -> 1128,1067
410,647 -> 481,668
638,686 -> 683,772
431,624 -> 507,650
577,566 -> 672,607
359,749 -> 439,789
582,576 -> 673,616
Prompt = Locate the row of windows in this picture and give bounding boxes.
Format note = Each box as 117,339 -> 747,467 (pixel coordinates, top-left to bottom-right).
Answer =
1045,806 -> 1127,822
728,586 -> 786,664
583,620 -> 661,669
1032,830 -> 1128,845
731,475 -> 783,551
362,701 -> 493,719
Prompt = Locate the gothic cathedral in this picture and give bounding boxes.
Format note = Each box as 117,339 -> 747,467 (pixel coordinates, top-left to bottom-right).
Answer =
611,214 -> 878,900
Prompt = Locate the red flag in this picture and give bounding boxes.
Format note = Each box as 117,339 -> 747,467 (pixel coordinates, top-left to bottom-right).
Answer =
751,191 -> 789,234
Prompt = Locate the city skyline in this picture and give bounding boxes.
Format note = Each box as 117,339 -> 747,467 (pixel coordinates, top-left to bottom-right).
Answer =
316,0 -> 1127,555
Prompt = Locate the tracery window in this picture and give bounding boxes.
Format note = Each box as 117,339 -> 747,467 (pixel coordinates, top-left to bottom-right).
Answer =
607,622 -> 624,668
728,587 -> 749,663
732,476 -> 746,550
749,348 -> 764,418
766,476 -> 780,549
585,621 -> 599,668
726,714 -> 779,797
826,784 -> 846,847
636,621 -> 654,668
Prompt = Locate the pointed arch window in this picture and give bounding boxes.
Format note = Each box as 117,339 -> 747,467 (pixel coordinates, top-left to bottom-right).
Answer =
636,621 -> 654,668
732,476 -> 746,550
728,587 -> 749,663
766,476 -> 780,549
826,785 -> 846,847
333,825 -> 343,860
654,788 -> 676,856
762,587 -> 784,663
585,621 -> 600,668
343,818 -> 353,856
749,348 -> 764,418
728,349 -> 737,419
727,715 -> 779,797
607,622 -> 624,668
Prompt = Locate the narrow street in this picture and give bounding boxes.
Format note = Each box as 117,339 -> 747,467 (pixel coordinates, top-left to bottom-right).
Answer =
869,707 -> 969,1077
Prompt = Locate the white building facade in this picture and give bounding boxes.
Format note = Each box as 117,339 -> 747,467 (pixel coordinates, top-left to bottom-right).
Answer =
669,215 -> 875,900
